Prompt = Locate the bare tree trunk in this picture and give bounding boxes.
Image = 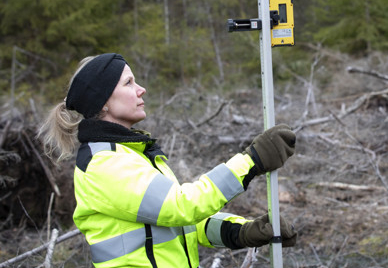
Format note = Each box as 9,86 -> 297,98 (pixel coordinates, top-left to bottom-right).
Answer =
204,1 -> 224,83
134,0 -> 139,40
11,46 -> 16,117
364,0 -> 371,54
182,0 -> 187,18
164,0 -> 170,45
179,0 -> 188,85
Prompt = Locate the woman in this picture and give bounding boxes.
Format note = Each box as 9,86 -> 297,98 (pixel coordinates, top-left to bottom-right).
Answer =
39,53 -> 297,268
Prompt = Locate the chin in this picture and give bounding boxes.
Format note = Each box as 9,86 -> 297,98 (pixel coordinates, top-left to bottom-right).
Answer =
134,114 -> 147,124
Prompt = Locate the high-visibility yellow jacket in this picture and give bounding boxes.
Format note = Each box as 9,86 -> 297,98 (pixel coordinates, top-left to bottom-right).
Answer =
73,119 -> 256,268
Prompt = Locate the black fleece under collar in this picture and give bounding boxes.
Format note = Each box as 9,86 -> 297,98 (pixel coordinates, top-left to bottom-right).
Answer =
78,119 -> 155,144
78,119 -> 165,163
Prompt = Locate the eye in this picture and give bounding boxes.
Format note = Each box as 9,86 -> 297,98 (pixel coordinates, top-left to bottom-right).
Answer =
126,79 -> 132,85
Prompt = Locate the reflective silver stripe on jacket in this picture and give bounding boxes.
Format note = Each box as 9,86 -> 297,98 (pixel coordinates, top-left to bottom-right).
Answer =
89,142 -> 113,155
183,225 -> 196,234
206,164 -> 244,201
137,173 -> 174,225
90,225 -> 196,263
90,228 -> 145,263
206,213 -> 235,247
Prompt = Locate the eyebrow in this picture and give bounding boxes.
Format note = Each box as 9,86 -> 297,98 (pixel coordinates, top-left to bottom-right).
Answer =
123,75 -> 134,84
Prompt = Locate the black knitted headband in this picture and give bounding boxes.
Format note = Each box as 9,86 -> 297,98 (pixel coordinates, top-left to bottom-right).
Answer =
65,53 -> 127,119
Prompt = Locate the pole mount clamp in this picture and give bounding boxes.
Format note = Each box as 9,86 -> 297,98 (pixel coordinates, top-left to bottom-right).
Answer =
271,236 -> 282,244
227,10 -> 280,32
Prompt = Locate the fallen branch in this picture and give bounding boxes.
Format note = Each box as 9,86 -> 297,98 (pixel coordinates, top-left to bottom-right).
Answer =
196,101 -> 229,127
328,236 -> 348,268
316,182 -> 385,192
21,130 -> 61,196
240,248 -> 256,268
317,133 -> 388,191
47,192 -> 55,242
0,229 -> 81,268
373,155 -> 388,190
295,88 -> 388,132
218,135 -> 251,144
0,119 -> 12,148
317,134 -> 376,160
310,243 -> 325,267
43,228 -> 59,268
210,253 -> 223,268
347,66 -> 388,82
0,191 -> 12,202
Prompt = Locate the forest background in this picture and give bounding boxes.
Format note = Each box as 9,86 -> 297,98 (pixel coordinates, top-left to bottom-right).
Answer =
0,0 -> 388,267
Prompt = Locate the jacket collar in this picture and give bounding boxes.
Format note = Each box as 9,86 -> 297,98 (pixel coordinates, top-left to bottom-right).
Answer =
78,119 -> 155,144
78,119 -> 165,162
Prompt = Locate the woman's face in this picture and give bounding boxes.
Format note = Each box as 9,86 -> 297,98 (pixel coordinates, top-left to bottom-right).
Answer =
102,65 -> 147,128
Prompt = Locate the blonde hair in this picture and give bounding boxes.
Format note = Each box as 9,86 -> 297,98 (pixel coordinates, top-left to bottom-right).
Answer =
38,56 -> 97,162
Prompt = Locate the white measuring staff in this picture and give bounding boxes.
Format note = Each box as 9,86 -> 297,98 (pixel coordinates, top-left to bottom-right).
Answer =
258,0 -> 283,267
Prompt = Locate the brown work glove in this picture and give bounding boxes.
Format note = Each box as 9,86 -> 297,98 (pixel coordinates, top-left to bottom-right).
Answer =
237,214 -> 297,248
243,124 -> 296,176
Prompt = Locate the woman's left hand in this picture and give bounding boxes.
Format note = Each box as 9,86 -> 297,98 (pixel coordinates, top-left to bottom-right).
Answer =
237,214 -> 297,248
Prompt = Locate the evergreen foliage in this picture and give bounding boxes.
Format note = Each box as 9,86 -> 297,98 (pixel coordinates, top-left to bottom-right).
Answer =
0,0 -> 386,105
307,0 -> 388,53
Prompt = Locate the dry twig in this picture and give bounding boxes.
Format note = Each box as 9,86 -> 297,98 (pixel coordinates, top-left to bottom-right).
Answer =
210,253 -> 223,268
347,66 -> 388,82
294,88 -> 388,132
328,236 -> 348,268
0,119 -> 12,148
43,228 -> 59,268
47,192 -> 55,241
309,243 -> 325,267
21,130 -> 61,196
240,248 -> 256,268
196,101 -> 229,127
316,182 -> 385,192
0,229 -> 81,268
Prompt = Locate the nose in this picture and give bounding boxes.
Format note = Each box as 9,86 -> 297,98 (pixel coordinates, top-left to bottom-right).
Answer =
137,84 -> 146,97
